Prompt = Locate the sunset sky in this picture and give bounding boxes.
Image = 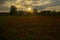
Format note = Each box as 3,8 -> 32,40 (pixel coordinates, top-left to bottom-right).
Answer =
0,0 -> 60,12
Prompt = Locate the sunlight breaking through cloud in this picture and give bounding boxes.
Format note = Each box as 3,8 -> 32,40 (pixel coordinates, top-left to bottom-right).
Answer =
0,0 -> 60,11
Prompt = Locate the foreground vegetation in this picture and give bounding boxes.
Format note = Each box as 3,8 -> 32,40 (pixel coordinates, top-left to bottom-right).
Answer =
0,16 -> 60,40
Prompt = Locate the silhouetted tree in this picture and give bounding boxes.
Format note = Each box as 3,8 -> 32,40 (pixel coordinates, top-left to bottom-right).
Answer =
10,5 -> 17,15
33,9 -> 37,14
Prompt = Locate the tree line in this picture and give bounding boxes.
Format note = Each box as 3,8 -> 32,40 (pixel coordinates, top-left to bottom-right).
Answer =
0,5 -> 60,16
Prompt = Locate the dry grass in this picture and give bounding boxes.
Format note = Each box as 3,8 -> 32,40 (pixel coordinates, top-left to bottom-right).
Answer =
0,16 -> 60,40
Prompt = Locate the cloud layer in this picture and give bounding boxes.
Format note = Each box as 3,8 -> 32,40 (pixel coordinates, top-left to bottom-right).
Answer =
0,0 -> 60,11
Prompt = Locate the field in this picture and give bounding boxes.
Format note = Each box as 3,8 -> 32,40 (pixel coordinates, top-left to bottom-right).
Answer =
0,16 -> 60,40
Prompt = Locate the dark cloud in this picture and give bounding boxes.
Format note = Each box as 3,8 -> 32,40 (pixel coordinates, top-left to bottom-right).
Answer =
7,0 -> 16,3
0,6 -> 9,11
0,0 -> 16,11
0,0 -> 6,5
51,0 -> 60,6
52,0 -> 60,3
0,0 -> 16,5
33,0 -> 60,9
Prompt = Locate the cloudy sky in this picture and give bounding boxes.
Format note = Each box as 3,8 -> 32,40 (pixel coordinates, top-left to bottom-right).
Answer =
0,0 -> 60,12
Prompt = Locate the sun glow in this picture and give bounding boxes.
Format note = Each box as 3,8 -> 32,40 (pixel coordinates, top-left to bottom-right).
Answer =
25,7 -> 33,12
26,7 -> 33,12
28,8 -> 32,11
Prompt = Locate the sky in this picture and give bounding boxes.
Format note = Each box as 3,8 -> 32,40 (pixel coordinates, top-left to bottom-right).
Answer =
0,0 -> 60,12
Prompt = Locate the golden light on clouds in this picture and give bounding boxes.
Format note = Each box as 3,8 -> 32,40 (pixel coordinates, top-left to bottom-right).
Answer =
0,0 -> 60,12
16,0 -> 20,3
28,8 -> 32,11
26,7 -> 33,12
4,0 -> 52,8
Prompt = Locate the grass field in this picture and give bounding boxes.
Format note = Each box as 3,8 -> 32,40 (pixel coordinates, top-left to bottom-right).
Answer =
0,16 -> 60,40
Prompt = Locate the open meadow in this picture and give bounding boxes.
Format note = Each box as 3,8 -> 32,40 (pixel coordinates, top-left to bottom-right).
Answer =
0,16 -> 60,40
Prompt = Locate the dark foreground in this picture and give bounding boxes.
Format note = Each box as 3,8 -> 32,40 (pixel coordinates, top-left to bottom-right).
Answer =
0,16 -> 60,40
